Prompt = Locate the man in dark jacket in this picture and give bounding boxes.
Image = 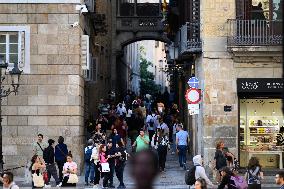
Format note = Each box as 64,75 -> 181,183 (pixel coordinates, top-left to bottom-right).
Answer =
43,139 -> 62,187
103,140 -> 116,188
55,136 -> 68,181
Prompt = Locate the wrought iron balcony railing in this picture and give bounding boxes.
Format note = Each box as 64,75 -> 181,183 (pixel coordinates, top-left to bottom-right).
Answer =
179,22 -> 202,54
227,19 -> 282,46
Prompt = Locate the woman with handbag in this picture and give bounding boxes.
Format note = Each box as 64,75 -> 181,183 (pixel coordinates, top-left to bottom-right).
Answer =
99,144 -> 110,188
62,152 -> 78,187
30,155 -> 46,188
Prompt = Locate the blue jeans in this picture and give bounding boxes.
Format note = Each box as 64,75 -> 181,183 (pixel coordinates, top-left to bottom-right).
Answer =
172,134 -> 176,151
177,145 -> 187,167
85,161 -> 95,183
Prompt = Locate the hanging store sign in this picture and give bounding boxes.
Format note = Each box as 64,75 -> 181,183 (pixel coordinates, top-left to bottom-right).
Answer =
237,78 -> 283,93
185,88 -> 201,104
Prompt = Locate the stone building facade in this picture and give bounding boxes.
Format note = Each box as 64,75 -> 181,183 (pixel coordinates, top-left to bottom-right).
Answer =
196,0 -> 282,166
167,0 -> 283,168
0,0 -> 112,174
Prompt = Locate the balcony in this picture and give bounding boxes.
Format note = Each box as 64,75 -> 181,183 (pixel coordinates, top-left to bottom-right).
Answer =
116,2 -> 165,32
227,19 -> 282,64
179,22 -> 202,54
227,19 -> 282,46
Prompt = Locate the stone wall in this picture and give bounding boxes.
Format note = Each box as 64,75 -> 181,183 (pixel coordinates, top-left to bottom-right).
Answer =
0,3 -> 85,175
197,0 -> 282,165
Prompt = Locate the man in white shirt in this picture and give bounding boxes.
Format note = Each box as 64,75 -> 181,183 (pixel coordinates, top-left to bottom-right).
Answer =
145,112 -> 158,143
157,117 -> 169,135
116,103 -> 127,116
176,124 -> 188,170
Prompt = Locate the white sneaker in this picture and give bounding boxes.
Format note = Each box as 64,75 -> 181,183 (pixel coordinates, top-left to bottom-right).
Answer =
44,184 -> 51,188
93,184 -> 99,188
56,182 -> 62,187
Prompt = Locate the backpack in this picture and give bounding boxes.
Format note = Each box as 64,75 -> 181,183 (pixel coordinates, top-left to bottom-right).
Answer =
247,167 -> 261,185
230,176 -> 248,189
148,115 -> 156,129
185,165 -> 199,185
85,146 -> 94,163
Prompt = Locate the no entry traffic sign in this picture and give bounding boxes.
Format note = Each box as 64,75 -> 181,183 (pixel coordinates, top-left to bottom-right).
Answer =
185,88 -> 201,104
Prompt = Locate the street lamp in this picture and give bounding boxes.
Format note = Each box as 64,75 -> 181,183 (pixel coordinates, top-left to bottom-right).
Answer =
0,55 -> 22,173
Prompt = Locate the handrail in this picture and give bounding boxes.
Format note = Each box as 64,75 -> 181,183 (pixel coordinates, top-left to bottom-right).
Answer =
227,19 -> 282,46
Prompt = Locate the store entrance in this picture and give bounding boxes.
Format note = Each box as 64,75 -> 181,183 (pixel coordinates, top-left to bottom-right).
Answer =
239,98 -> 284,169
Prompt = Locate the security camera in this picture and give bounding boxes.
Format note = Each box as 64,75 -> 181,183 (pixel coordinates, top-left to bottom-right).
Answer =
75,4 -> 88,14
71,22 -> 79,27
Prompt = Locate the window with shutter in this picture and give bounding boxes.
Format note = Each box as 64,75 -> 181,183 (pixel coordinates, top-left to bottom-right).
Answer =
81,34 -> 90,77
92,57 -> 98,83
0,26 -> 30,74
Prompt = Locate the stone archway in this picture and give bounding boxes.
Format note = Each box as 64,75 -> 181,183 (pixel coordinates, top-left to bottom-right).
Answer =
115,31 -> 171,52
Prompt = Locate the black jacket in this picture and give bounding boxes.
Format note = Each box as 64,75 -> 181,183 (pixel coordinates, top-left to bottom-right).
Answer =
217,175 -> 237,189
43,145 -> 55,164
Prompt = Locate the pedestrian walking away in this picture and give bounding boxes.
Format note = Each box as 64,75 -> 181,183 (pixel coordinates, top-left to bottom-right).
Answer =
146,111 -> 158,143
91,140 -> 101,189
84,139 -> 96,186
245,157 -> 263,189
55,136 -> 68,182
43,139 -> 62,187
187,155 -> 214,189
176,124 -> 188,170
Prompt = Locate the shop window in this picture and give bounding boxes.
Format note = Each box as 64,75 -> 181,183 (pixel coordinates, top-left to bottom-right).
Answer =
240,99 -> 284,169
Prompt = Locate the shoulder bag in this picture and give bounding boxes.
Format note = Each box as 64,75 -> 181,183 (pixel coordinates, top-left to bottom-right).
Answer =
67,173 -> 79,184
32,172 -> 45,187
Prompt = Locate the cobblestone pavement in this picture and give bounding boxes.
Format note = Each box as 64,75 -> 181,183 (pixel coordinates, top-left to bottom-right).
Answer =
13,150 -> 279,189
11,141 -> 279,189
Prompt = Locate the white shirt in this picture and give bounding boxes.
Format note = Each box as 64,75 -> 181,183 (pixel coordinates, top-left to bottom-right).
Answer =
172,123 -> 178,134
146,114 -> 158,129
157,122 -> 169,134
3,182 -> 19,189
116,106 -> 126,116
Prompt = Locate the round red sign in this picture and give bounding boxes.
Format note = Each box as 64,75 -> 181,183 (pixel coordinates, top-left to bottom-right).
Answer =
185,88 -> 201,104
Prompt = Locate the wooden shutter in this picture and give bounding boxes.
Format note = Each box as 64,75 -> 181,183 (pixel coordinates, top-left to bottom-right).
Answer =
92,57 -> 97,83
236,0 -> 252,19
19,31 -> 25,71
81,35 -> 90,70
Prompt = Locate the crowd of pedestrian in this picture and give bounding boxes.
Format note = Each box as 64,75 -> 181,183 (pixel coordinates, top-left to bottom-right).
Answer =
2,89 -> 284,189
81,88 -> 184,188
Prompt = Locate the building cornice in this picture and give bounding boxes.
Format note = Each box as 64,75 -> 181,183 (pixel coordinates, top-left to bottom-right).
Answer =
0,0 -> 80,3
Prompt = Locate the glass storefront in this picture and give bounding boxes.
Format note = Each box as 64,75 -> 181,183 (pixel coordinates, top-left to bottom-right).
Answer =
239,98 -> 284,169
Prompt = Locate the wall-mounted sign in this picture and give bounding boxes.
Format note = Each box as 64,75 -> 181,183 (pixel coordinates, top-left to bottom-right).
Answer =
224,105 -> 232,112
188,104 -> 199,115
237,78 -> 283,94
187,77 -> 199,88
185,88 -> 201,104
